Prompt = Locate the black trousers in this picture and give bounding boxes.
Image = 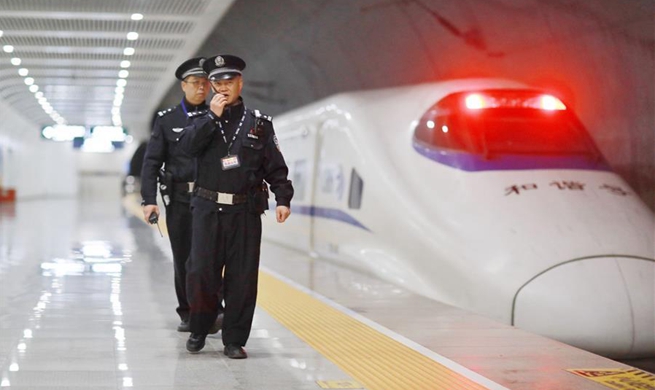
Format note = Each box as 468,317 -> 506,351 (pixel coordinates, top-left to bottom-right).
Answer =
165,200 -> 224,321
187,197 -> 262,346
165,200 -> 193,321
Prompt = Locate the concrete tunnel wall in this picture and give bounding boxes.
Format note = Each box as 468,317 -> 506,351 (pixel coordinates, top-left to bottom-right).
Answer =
158,0 -> 655,211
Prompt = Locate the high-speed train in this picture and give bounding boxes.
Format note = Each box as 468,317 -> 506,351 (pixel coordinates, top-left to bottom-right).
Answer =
261,79 -> 655,359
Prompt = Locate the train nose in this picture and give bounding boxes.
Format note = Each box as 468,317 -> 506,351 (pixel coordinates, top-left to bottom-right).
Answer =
513,256 -> 655,358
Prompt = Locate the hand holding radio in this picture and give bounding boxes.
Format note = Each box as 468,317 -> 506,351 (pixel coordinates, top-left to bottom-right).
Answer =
210,92 -> 228,117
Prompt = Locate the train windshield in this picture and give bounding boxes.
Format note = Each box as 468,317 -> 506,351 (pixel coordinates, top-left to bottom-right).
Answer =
414,90 -> 598,157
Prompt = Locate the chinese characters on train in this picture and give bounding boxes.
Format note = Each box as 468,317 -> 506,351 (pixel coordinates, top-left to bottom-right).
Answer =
505,182 -> 630,196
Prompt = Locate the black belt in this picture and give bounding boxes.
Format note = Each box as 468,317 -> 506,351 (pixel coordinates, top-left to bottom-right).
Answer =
194,186 -> 247,205
172,182 -> 194,193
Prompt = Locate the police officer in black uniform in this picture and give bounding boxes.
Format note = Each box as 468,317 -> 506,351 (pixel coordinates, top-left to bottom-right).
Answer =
179,54 -> 293,359
141,57 -> 223,333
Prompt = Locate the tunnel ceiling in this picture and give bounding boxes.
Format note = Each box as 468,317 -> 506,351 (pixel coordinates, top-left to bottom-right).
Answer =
159,0 -> 654,210
0,0 -> 234,130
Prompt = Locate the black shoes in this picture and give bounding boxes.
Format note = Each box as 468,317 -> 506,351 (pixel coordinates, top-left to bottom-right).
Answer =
177,320 -> 190,332
224,344 -> 247,359
183,314 -> 225,353
186,333 -> 207,353
209,313 -> 224,335
186,333 -> 247,359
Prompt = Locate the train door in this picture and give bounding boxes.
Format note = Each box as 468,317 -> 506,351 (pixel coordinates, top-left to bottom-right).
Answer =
263,125 -> 317,253
311,117 -> 364,262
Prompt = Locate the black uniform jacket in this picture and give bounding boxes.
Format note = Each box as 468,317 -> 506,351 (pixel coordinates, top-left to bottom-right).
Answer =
141,99 -> 207,205
179,100 -> 293,208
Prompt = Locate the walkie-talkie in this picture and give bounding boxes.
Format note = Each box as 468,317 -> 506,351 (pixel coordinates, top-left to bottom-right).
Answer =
148,212 -> 163,237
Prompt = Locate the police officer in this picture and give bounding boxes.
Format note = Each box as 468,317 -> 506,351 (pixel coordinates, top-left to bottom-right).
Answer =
180,54 -> 293,359
141,57 -> 223,333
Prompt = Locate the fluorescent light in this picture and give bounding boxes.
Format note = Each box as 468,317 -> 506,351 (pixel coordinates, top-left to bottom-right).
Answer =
126,32 -> 139,41
3,45 -> 14,53
118,70 -> 129,78
41,125 -> 85,141
10,57 -> 21,66
123,47 -> 135,56
29,85 -> 39,93
24,77 -> 34,85
82,138 -> 115,153
131,13 -> 144,21
120,60 -> 131,68
116,79 -> 127,87
18,68 -> 28,76
91,126 -> 126,142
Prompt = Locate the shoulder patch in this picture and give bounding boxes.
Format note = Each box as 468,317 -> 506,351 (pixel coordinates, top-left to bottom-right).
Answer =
273,134 -> 281,151
157,105 -> 177,117
188,109 -> 208,118
252,109 -> 273,122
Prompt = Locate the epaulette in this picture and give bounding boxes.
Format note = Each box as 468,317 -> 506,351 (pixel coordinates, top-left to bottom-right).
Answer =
252,109 -> 272,122
188,109 -> 208,118
157,106 -> 176,117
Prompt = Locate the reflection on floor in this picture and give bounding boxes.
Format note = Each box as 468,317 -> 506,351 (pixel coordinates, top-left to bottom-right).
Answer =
0,198 -> 353,389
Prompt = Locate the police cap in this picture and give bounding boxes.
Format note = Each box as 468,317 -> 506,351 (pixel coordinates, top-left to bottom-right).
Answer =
203,54 -> 246,81
175,57 -> 207,81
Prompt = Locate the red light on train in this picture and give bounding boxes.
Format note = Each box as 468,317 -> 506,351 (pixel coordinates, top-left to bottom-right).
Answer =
464,92 -> 567,111
534,95 -> 567,110
465,93 -> 488,109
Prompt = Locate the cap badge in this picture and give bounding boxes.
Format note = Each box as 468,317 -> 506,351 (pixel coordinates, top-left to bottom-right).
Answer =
199,58 -> 205,67
215,56 -> 225,67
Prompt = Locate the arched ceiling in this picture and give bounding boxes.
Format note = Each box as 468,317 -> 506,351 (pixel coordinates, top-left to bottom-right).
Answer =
0,0 -> 235,132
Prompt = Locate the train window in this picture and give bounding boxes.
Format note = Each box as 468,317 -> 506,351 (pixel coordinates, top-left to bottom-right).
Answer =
414,108 -> 474,152
472,110 -> 590,155
414,90 -> 599,157
348,168 -> 363,209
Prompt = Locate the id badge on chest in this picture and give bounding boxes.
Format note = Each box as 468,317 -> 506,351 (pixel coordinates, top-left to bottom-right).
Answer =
221,155 -> 241,170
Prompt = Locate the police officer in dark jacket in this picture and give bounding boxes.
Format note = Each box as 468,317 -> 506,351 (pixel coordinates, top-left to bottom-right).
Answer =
179,54 -> 293,359
141,57 -> 223,333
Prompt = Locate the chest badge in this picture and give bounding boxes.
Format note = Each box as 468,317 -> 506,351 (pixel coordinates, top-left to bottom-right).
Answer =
247,127 -> 261,139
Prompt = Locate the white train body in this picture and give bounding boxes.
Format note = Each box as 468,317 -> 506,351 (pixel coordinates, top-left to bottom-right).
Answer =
262,79 -> 655,358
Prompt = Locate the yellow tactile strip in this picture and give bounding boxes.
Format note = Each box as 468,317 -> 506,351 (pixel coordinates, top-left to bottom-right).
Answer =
258,272 -> 490,390
123,194 -> 491,389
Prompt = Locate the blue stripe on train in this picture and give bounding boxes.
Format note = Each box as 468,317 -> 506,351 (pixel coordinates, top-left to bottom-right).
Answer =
412,141 -> 612,172
268,202 -> 370,231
